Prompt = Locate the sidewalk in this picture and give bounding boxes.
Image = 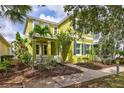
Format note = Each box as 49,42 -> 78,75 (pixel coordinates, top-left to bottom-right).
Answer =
24,64 -> 124,88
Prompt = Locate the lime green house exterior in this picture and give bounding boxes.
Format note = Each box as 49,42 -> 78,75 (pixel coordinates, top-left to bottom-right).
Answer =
23,16 -> 94,64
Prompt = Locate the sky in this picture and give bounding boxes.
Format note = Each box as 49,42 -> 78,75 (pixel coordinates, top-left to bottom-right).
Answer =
0,5 -> 67,42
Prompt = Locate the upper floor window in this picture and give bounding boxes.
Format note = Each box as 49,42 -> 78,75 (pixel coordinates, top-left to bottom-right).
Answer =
54,27 -> 58,34
93,32 -> 100,40
44,23 -> 49,27
73,18 -> 79,30
33,21 -> 40,29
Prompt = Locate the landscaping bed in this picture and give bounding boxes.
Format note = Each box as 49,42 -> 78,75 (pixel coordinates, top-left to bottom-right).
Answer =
0,62 -> 28,81
0,64 -> 83,87
33,64 -> 83,79
66,72 -> 124,88
75,62 -> 115,70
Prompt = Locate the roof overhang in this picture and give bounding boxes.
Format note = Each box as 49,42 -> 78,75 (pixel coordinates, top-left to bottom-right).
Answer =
23,15 -> 71,35
0,33 -> 11,47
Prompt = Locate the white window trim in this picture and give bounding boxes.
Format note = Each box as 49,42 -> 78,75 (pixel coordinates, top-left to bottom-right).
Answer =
42,43 -> 48,56
53,26 -> 58,35
76,43 -> 82,56
44,23 -> 49,27
33,21 -> 40,29
36,44 -> 41,55
75,43 -> 92,56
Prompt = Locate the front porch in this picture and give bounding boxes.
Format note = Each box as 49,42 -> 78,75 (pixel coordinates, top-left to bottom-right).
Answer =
31,37 -> 59,63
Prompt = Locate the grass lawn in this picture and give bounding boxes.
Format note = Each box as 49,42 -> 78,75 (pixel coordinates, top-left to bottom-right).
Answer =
67,72 -> 124,88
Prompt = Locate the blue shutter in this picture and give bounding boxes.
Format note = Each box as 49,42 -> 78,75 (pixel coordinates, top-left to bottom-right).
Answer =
74,41 -> 76,55
84,44 -> 86,55
82,44 -> 83,55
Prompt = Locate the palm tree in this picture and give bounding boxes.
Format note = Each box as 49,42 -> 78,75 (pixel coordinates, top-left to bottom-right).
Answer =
0,5 -> 32,23
29,24 -> 52,37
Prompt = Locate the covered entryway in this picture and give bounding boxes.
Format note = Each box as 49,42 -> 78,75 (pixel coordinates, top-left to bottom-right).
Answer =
31,36 -> 59,63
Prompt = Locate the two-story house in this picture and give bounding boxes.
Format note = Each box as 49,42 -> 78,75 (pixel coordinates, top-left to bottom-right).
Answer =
23,16 -> 94,63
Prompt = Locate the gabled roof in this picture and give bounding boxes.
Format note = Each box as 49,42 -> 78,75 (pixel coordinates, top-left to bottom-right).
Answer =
23,16 -> 58,34
28,16 -> 58,25
57,15 -> 71,26
23,15 -> 71,34
0,33 -> 10,47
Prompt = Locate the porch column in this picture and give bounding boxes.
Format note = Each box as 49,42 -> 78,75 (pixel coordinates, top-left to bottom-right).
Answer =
32,39 -> 36,63
47,41 -> 51,62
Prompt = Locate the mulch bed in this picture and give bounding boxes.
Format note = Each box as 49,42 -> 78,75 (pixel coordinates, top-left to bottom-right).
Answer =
24,64 -> 83,80
0,64 -> 83,87
0,62 -> 28,81
75,62 -> 115,70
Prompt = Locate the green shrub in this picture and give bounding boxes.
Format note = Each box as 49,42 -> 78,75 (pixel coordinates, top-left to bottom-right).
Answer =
101,57 -> 112,65
0,63 -> 7,71
1,55 -> 14,61
116,50 -> 124,57
0,60 -> 12,71
20,52 -> 32,65
49,56 -> 62,66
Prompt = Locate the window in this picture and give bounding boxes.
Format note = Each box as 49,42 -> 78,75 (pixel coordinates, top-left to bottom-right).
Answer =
54,27 -> 58,34
85,44 -> 90,54
73,18 -> 79,30
44,23 -> 49,27
33,21 -> 40,28
76,43 -> 81,54
75,43 -> 90,55
82,44 -> 90,55
36,45 -> 40,55
43,44 -> 47,55
93,32 -> 100,40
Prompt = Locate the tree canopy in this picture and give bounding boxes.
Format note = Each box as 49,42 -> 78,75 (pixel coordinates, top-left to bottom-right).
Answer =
64,5 -> 124,60
0,5 -> 32,23
64,5 -> 124,35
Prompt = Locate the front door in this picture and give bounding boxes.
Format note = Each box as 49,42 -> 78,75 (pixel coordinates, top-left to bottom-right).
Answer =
42,43 -> 48,63
42,43 -> 48,56
36,44 -> 41,62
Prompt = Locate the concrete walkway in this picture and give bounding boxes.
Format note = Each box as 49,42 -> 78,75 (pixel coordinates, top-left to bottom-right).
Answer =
25,64 -> 124,88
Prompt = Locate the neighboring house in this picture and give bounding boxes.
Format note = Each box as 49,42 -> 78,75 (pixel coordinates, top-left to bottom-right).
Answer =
23,16 -> 94,63
0,33 -> 11,60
